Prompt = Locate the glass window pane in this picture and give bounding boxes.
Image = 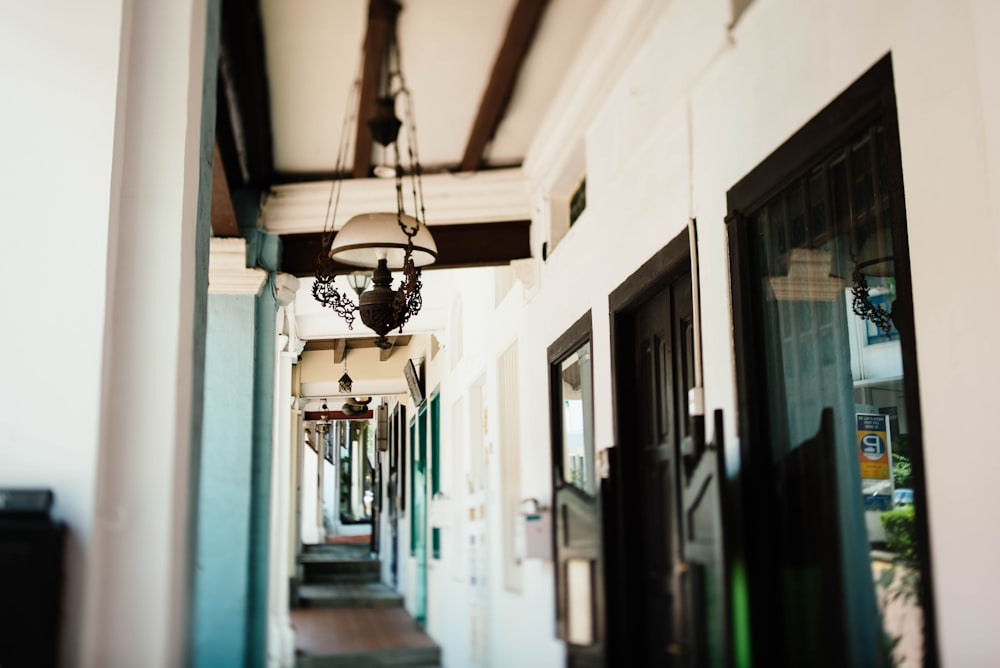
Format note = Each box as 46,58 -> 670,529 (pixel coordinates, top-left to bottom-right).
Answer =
748,125 -> 925,666
559,342 -> 594,492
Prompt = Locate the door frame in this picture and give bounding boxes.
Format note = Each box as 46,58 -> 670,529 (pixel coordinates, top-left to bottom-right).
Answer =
606,228 -> 697,665
547,311 -> 602,666
725,54 -> 937,666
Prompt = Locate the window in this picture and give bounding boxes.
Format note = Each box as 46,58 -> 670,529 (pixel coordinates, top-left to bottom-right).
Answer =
548,314 -> 595,495
569,177 -> 587,227
547,312 -> 600,653
727,55 -> 935,667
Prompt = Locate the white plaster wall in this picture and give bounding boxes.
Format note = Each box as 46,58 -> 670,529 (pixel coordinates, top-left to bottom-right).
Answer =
427,0 -> 999,664
0,2 -> 124,664
309,1 -> 999,664
686,1 -> 1000,663
300,444 -> 320,544
2,0 -> 210,665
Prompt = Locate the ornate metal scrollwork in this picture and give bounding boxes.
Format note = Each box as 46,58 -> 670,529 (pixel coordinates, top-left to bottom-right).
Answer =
851,269 -> 894,336
312,272 -> 358,329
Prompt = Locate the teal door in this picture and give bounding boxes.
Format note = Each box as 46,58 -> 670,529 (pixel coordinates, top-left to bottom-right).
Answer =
410,409 -> 428,624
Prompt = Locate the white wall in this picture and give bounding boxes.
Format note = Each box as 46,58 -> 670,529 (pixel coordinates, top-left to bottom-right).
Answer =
686,1 -> 1000,663
0,2 -> 124,664
0,1 -> 211,666
313,1 -> 1000,665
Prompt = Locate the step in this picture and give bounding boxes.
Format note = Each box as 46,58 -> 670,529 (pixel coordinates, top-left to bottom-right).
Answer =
296,646 -> 441,668
297,583 -> 404,609
302,543 -> 373,560
301,556 -> 381,584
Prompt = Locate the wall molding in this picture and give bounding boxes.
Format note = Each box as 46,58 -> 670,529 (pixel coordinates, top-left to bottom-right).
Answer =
208,237 -> 267,295
261,167 -> 532,235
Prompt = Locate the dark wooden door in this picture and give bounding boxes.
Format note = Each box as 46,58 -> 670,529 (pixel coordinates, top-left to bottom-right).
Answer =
634,277 -> 689,663
608,233 -> 730,667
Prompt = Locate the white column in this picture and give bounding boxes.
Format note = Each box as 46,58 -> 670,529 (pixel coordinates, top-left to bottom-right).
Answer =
79,1 -> 210,666
317,422 -> 328,543
266,341 -> 299,668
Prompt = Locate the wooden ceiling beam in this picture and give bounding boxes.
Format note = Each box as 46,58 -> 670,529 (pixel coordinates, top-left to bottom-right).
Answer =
459,0 -> 551,172
379,338 -> 396,362
210,143 -> 240,236
333,338 -> 347,365
304,410 -> 373,421
217,0 -> 274,189
279,220 -> 531,277
353,0 -> 401,178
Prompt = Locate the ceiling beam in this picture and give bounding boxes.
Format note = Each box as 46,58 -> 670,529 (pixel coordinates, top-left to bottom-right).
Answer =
211,143 -> 240,237
379,338 -> 396,362
304,410 -> 373,421
353,0 -> 401,179
333,338 -> 346,365
459,0 -> 551,172
217,0 -> 274,189
280,220 -> 531,277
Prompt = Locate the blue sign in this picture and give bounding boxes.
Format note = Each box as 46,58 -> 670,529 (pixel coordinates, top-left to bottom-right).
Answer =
860,433 -> 886,460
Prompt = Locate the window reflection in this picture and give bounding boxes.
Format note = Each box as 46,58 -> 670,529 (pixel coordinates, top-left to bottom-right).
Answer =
750,125 -> 924,666
559,343 -> 594,493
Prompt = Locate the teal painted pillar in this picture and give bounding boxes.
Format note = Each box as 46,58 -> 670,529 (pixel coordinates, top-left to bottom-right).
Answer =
193,292 -> 259,667
188,0 -> 224,666
248,227 -> 283,668
248,281 -> 277,667
194,229 -> 282,667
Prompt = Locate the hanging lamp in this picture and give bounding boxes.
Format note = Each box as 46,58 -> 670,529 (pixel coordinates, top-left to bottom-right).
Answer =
312,1 -> 436,350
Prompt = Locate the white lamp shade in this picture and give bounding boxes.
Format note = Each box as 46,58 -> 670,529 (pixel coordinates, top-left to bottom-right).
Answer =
329,212 -> 437,269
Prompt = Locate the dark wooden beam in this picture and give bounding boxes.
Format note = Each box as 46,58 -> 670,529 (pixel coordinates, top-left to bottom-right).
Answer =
304,410 -> 373,421
211,143 -> 240,237
280,220 -> 532,277
379,338 -> 396,362
459,0 -> 551,172
304,335 -> 412,352
333,339 -> 346,365
354,0 -> 401,179
217,0 -> 274,189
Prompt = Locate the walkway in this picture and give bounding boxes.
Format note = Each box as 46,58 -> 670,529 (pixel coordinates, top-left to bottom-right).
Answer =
291,542 -> 441,668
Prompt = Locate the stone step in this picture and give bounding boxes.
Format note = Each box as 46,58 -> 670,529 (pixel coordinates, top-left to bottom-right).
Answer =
300,555 -> 381,584
296,646 -> 440,668
302,542 -> 372,559
297,582 -> 404,609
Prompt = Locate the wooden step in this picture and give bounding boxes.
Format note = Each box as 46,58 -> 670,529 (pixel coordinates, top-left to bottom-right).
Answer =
291,607 -> 438,668
301,556 -> 381,584
302,543 -> 372,559
296,646 -> 440,667
297,583 -> 403,609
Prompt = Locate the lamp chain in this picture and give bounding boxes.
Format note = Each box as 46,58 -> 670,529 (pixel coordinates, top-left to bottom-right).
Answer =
312,68 -> 364,324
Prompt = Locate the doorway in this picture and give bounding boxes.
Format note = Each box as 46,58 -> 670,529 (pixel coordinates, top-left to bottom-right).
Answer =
607,230 -> 727,666
410,407 -> 428,625
548,313 -> 601,668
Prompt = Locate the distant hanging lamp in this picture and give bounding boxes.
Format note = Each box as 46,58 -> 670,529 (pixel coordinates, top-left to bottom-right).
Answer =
312,4 -> 437,350
339,365 -> 353,394
333,342 -> 354,394
317,400 -> 332,426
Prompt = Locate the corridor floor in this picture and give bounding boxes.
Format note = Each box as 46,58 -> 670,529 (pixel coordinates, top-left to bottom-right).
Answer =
291,606 -> 437,656
292,540 -> 440,667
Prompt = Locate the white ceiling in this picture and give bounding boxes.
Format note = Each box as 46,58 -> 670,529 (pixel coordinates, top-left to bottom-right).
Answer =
260,0 -> 606,176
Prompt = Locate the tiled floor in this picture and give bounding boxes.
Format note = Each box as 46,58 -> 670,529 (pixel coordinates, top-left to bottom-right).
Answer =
291,607 -> 436,655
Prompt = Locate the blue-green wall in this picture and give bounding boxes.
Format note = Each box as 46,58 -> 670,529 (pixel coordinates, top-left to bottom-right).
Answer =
188,1 -> 220,665
193,227 -> 283,668
193,293 -> 257,667
248,264 -> 279,668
